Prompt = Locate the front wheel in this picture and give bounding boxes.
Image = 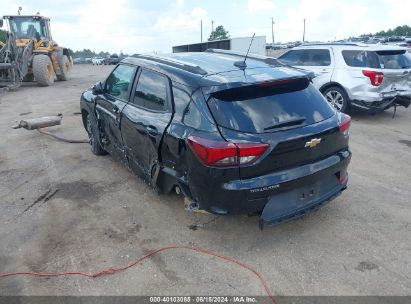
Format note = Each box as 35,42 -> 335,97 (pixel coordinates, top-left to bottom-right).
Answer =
323,86 -> 350,113
85,114 -> 107,156
33,55 -> 55,86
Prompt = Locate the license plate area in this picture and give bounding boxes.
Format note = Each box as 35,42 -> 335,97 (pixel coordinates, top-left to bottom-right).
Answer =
260,175 -> 341,225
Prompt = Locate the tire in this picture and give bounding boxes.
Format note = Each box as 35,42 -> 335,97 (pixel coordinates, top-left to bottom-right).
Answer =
33,55 -> 55,86
85,113 -> 107,156
57,55 -> 72,81
322,86 -> 350,113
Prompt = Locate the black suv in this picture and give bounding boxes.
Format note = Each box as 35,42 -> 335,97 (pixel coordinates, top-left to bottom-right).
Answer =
80,50 -> 352,227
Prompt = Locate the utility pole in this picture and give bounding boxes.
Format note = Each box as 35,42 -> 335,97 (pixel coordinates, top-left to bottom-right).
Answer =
211,20 -> 214,33
271,17 -> 275,45
201,19 -> 203,42
303,18 -> 306,42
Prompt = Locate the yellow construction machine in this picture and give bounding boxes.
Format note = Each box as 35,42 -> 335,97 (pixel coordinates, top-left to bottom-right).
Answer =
0,13 -> 73,89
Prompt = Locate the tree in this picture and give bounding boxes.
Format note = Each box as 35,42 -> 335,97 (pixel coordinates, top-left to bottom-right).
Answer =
208,25 -> 230,41
0,29 -> 7,43
374,25 -> 411,37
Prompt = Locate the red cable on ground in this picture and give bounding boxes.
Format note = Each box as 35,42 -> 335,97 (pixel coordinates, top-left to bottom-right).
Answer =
0,245 -> 276,304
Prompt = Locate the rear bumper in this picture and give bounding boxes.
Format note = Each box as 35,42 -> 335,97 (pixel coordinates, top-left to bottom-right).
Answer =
259,174 -> 347,228
189,149 -> 351,218
351,91 -> 411,113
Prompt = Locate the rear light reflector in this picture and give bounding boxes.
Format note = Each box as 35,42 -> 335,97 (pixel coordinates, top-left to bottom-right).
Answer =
362,70 -> 384,86
187,136 -> 269,167
338,173 -> 347,184
339,113 -> 351,137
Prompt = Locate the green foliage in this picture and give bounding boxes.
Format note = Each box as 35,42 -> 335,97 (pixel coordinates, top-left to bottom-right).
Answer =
374,25 -> 411,37
0,29 -> 7,43
208,25 -> 230,41
71,48 -> 111,58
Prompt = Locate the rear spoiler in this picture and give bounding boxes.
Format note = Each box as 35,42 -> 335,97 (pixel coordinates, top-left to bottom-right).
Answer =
202,74 -> 316,96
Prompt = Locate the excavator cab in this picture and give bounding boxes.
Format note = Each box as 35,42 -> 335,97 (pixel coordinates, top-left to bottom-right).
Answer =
0,14 -> 72,89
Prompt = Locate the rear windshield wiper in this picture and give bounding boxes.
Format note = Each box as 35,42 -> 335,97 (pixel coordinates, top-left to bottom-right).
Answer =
264,117 -> 306,131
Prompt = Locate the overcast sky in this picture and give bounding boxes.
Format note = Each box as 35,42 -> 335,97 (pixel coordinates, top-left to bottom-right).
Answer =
2,0 -> 409,54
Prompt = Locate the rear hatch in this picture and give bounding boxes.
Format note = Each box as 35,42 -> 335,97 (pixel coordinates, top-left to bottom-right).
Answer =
206,77 -> 347,179
376,50 -> 411,94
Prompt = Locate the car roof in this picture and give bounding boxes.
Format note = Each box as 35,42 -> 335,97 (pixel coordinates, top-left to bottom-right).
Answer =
122,50 -> 312,91
292,43 -> 408,51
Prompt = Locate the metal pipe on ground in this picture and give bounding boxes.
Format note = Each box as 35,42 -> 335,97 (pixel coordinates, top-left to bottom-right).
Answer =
12,115 -> 89,144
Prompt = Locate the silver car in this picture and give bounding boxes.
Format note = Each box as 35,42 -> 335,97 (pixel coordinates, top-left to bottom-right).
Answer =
277,43 -> 411,113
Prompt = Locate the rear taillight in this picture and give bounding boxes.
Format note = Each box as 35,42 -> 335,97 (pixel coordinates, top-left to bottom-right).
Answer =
339,113 -> 351,137
187,136 -> 269,167
362,70 -> 384,86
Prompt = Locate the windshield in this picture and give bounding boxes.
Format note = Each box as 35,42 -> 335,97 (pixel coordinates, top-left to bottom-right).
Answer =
8,17 -> 47,40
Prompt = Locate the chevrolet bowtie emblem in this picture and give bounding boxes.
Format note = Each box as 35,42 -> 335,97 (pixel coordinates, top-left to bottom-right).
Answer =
305,138 -> 322,148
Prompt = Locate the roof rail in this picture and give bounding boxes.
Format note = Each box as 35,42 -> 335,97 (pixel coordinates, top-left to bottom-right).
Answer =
300,42 -> 365,47
132,54 -> 207,75
205,49 -> 282,66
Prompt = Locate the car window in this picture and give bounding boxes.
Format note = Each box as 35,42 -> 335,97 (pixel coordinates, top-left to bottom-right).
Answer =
342,50 -> 380,68
278,50 -> 304,65
300,49 -> 331,66
208,79 -> 335,134
133,69 -> 168,111
376,50 -> 411,69
104,64 -> 135,101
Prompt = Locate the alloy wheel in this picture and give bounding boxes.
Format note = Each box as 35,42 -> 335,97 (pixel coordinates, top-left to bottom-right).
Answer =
325,90 -> 344,111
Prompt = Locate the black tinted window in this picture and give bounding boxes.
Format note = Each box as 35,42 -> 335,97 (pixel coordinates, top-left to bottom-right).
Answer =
133,69 -> 168,111
300,49 -> 331,66
376,50 -> 411,69
279,49 -> 331,66
208,79 -> 335,134
342,50 -> 380,68
104,65 -> 135,100
278,50 -> 304,65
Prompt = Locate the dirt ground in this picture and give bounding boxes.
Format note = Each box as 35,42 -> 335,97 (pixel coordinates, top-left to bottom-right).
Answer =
0,65 -> 410,297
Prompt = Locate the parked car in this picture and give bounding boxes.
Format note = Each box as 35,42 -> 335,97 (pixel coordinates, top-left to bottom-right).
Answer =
73,57 -> 87,64
104,54 -> 121,65
92,57 -> 105,65
80,50 -> 351,228
277,43 -> 411,113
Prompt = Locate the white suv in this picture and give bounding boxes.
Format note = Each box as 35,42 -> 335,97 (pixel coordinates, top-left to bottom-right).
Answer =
277,43 -> 411,113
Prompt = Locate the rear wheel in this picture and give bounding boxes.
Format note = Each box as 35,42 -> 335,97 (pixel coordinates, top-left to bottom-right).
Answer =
33,55 -> 54,86
85,113 -> 107,156
323,86 -> 349,113
57,55 -> 72,81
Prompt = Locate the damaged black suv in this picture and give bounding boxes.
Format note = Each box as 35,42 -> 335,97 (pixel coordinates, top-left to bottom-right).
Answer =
80,49 -> 352,227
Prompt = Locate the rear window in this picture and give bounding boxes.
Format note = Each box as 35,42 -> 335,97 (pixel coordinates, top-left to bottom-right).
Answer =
208,79 -> 335,134
376,50 -> 411,69
342,49 -> 411,69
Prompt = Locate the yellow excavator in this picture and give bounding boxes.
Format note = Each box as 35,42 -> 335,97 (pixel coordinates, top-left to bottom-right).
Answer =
0,11 -> 73,89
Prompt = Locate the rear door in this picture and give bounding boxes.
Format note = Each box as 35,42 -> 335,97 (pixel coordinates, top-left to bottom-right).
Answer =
278,48 -> 333,88
207,78 -> 345,179
95,64 -> 136,161
121,68 -> 173,177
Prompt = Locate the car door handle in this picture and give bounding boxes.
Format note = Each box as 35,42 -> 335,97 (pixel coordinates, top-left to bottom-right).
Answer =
112,105 -> 120,114
146,125 -> 159,136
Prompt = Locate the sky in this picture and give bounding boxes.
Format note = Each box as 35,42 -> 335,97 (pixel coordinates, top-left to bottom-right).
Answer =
1,0 -> 410,54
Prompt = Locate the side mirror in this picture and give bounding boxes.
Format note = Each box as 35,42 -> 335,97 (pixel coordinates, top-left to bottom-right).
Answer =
0,19 -> 3,28
92,82 -> 103,95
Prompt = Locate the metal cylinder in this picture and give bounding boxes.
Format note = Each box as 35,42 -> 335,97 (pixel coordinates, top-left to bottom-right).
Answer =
16,115 -> 62,130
